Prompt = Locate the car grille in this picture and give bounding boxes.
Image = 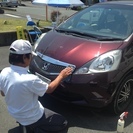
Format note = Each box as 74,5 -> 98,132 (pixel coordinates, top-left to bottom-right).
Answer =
33,51 -> 76,75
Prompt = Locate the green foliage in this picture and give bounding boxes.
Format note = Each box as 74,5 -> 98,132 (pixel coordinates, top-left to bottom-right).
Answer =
76,6 -> 83,11
51,11 -> 61,22
93,0 -> 99,3
59,15 -> 68,23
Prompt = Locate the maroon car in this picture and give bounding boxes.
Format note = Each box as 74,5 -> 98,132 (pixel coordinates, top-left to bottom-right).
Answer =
29,1 -> 133,114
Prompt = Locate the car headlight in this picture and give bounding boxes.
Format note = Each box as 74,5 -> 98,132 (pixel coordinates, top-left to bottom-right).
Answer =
75,50 -> 122,74
34,33 -> 47,50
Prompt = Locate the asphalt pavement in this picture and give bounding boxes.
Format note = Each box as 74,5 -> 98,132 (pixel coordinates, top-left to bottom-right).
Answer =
1,47 -> 133,133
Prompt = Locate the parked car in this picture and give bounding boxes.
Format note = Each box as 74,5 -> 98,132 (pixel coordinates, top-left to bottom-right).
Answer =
0,0 -> 19,7
71,5 -> 88,11
29,1 -> 133,114
0,8 -> 4,13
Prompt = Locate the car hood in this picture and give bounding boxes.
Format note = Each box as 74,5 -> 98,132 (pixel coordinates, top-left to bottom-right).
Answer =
36,30 -> 123,67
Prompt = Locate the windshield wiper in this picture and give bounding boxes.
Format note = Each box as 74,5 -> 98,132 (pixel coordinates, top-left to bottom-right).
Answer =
56,29 -> 124,41
97,37 -> 123,41
56,29 -> 98,39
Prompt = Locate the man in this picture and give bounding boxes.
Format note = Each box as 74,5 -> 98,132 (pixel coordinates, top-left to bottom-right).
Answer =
0,39 -> 73,133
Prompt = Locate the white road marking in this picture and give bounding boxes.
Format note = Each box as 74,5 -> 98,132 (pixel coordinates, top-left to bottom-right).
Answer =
4,14 -> 21,18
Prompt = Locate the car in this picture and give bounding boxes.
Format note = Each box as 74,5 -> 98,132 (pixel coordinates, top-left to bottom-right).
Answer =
0,0 -> 19,7
0,8 -> 4,13
29,1 -> 133,114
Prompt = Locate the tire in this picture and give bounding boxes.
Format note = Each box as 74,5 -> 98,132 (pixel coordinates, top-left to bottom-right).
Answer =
111,74 -> 133,114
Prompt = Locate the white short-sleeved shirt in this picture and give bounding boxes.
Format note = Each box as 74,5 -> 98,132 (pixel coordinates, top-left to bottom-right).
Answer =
0,65 -> 48,126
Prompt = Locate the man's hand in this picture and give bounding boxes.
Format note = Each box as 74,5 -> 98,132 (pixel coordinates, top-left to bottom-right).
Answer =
46,66 -> 73,93
59,66 -> 73,79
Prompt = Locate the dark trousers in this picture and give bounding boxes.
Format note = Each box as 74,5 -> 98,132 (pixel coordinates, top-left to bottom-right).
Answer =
25,108 -> 68,133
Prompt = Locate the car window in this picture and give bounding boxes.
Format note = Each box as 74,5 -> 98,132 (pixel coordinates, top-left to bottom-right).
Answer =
76,10 -> 101,27
58,4 -> 133,40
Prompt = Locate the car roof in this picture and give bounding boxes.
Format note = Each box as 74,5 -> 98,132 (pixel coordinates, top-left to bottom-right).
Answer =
98,1 -> 133,6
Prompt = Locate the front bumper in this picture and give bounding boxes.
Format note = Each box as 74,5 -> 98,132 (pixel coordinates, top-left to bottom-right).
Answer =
29,55 -> 119,108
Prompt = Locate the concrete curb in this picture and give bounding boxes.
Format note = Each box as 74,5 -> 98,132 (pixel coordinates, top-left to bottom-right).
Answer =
0,28 -> 51,46
0,31 -> 17,46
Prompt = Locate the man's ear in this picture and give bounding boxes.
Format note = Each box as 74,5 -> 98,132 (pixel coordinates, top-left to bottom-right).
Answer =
23,55 -> 28,61
23,55 -> 27,64
1,91 -> 5,96
23,54 -> 26,59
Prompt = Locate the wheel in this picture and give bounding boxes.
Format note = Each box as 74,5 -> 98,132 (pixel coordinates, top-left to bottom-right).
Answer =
111,74 -> 133,114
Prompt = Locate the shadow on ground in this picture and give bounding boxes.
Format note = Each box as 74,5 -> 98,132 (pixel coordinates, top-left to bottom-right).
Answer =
8,94 -> 133,133
8,127 -> 20,133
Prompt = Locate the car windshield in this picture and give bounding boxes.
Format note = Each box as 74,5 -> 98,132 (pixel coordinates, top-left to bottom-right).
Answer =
58,3 -> 133,40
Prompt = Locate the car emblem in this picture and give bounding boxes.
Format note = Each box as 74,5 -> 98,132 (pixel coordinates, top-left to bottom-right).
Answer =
42,62 -> 50,70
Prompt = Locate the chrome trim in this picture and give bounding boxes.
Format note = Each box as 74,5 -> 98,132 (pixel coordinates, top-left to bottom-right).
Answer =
36,51 -> 75,67
34,51 -> 76,75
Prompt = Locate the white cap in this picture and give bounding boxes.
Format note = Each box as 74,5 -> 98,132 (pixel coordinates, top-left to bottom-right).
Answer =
10,39 -> 32,54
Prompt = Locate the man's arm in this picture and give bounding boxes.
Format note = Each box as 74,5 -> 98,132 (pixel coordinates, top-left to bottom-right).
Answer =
0,91 -> 5,96
46,67 -> 73,93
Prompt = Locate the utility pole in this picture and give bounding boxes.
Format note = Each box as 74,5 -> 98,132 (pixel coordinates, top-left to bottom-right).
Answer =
46,5 -> 48,21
